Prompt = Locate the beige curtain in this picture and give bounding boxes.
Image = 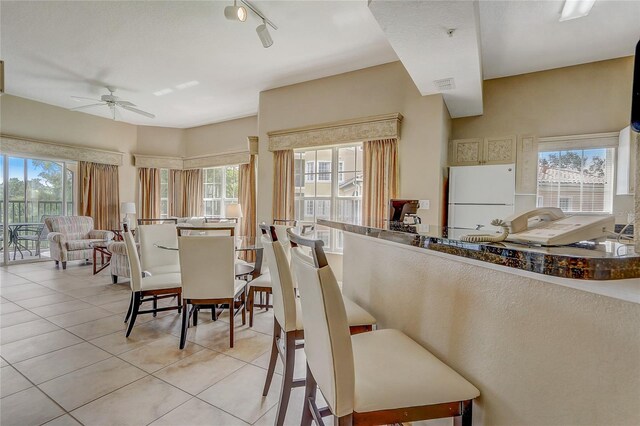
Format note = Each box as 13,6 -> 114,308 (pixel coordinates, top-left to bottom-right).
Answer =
137,168 -> 160,219
79,161 -> 120,230
239,155 -> 257,262
168,169 -> 181,217
182,169 -> 203,217
362,138 -> 399,229
272,150 -> 295,222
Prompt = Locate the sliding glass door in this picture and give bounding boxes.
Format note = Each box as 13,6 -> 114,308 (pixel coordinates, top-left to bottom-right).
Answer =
1,155 -> 76,265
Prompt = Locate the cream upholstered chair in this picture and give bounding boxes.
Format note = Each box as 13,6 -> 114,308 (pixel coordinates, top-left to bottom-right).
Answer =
138,224 -> 181,276
288,231 -> 480,426
122,231 -> 182,337
260,225 -> 376,426
177,235 -> 247,349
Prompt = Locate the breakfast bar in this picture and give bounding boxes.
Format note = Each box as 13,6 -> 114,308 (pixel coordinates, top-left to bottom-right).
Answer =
320,219 -> 640,425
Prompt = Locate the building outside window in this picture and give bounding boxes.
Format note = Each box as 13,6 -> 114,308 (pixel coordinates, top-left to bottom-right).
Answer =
203,165 -> 239,217
294,144 -> 363,251
159,169 -> 169,218
536,146 -> 615,214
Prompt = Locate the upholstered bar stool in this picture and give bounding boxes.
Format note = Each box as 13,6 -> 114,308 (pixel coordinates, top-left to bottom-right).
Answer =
260,225 -> 376,426
177,235 -> 247,349
122,231 -> 182,337
288,231 -> 480,426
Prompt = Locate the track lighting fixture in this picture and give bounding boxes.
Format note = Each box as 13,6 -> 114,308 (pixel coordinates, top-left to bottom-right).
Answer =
224,0 -> 277,48
256,20 -> 273,48
224,0 -> 247,22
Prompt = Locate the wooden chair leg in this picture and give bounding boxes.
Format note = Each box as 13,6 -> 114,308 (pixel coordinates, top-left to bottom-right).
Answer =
454,400 -> 473,426
125,292 -> 141,337
62,261 -> 67,270
265,291 -> 270,312
152,295 -> 158,317
301,363 -> 318,426
177,294 -> 182,314
337,414 -> 353,426
124,293 -> 134,323
241,292 -> 246,326
248,288 -> 255,327
275,330 -> 296,426
179,300 -> 189,349
112,275 -> 118,284
263,320 -> 281,396
193,307 -> 198,326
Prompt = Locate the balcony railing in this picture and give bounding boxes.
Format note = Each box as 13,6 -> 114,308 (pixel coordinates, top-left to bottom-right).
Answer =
1,201 -> 73,224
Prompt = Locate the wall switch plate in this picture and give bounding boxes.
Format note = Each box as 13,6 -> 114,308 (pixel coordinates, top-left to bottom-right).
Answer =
419,199 -> 430,209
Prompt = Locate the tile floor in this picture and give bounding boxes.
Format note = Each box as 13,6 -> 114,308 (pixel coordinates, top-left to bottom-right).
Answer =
0,260 -> 313,426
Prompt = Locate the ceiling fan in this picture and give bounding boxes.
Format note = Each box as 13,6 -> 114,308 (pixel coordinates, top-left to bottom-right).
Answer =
70,87 -> 155,119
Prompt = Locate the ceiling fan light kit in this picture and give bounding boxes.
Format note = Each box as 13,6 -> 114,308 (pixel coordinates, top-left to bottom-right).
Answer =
227,0 -> 277,48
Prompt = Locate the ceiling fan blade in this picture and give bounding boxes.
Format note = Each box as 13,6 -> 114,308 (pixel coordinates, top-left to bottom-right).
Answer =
119,104 -> 155,118
71,96 -> 102,102
70,103 -> 106,111
115,100 -> 136,107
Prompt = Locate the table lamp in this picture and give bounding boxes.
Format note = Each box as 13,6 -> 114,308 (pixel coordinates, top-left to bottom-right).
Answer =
121,202 -> 136,231
226,203 -> 243,221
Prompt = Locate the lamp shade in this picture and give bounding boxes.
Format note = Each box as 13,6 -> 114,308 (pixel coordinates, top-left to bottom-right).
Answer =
226,203 -> 243,219
121,202 -> 136,215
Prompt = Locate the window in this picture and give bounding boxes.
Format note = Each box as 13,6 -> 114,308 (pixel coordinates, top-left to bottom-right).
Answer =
294,144 -> 363,252
537,146 -> 615,213
159,169 -> 169,218
203,165 -> 239,217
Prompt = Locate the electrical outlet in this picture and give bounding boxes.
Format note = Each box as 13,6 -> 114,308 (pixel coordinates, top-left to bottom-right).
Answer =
419,199 -> 430,210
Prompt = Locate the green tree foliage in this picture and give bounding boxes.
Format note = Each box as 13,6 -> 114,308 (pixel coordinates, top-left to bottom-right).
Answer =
538,150 -> 605,177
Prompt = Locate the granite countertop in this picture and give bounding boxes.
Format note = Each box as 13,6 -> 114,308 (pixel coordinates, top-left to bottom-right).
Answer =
318,219 -> 640,281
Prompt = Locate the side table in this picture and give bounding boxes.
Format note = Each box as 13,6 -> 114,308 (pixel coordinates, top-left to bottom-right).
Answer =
90,241 -> 112,275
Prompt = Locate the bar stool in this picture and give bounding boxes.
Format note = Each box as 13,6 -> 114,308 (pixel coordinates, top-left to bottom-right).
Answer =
288,230 -> 480,426
260,225 -> 376,426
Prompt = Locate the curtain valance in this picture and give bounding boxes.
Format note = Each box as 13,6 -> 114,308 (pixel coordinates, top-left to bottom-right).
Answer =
1,135 -> 123,165
267,113 -> 403,151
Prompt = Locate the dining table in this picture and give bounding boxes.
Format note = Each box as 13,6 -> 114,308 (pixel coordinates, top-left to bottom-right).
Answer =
154,236 -> 263,279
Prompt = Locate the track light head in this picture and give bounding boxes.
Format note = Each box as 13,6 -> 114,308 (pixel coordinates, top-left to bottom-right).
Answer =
256,21 -> 273,48
224,1 -> 247,22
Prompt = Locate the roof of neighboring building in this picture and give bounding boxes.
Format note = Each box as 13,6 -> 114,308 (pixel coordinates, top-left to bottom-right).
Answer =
538,167 -> 606,184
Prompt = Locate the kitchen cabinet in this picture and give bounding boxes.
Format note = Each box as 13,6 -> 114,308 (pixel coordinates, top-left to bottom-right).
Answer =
450,135 -> 517,166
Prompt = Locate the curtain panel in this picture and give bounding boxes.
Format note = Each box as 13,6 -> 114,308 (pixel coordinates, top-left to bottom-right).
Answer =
79,161 -> 120,230
137,168 -> 160,219
238,154 -> 257,262
272,149 -> 295,223
169,169 -> 203,217
362,138 -> 399,229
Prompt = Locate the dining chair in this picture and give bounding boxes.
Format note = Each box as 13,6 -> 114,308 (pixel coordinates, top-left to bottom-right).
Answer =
176,226 -> 235,237
177,235 -> 247,349
138,224 -> 181,275
260,224 -> 376,426
122,230 -> 182,337
137,218 -> 178,225
288,231 -> 480,426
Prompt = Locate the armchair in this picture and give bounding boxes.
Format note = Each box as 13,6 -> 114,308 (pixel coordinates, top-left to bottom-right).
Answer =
45,216 -> 114,269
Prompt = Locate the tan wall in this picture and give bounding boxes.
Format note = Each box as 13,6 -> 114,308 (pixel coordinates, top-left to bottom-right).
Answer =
452,56 -> 635,220
257,61 -> 449,226
184,115 -> 257,158
136,126 -> 186,157
343,233 -> 640,426
0,94 -> 138,208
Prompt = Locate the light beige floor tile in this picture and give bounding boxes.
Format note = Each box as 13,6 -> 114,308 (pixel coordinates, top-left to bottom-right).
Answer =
37,277 -> 95,292
30,299 -> 95,317
0,310 -> 41,328
71,375 -> 191,426
119,335 -> 204,373
0,329 -> 83,363
150,397 -> 249,426
198,363 -> 282,424
14,293 -> 75,309
188,321 -> 272,363
13,342 -> 112,384
0,283 -> 57,300
42,414 -> 83,426
0,274 -> 31,287
81,291 -> 132,306
13,269 -> 71,283
0,318 -> 60,345
0,387 -> 64,426
47,307 -> 113,327
0,301 -> 24,314
154,349 -> 245,395
0,366 -> 33,398
62,284 -> 126,298
253,386 -> 330,426
0,357 -> 8,367
39,357 -> 147,411
65,314 -> 128,340
90,323 -> 172,355
99,299 -> 130,314
4,263 -> 48,274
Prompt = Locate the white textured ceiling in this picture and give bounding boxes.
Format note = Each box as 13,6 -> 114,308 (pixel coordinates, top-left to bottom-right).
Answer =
369,0 -> 484,118
0,1 -> 397,128
479,0 -> 640,79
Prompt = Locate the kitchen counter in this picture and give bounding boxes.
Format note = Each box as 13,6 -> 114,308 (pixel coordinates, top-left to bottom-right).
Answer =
318,219 -> 640,281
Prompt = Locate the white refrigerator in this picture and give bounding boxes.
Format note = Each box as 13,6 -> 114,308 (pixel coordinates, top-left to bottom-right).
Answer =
448,164 -> 515,237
